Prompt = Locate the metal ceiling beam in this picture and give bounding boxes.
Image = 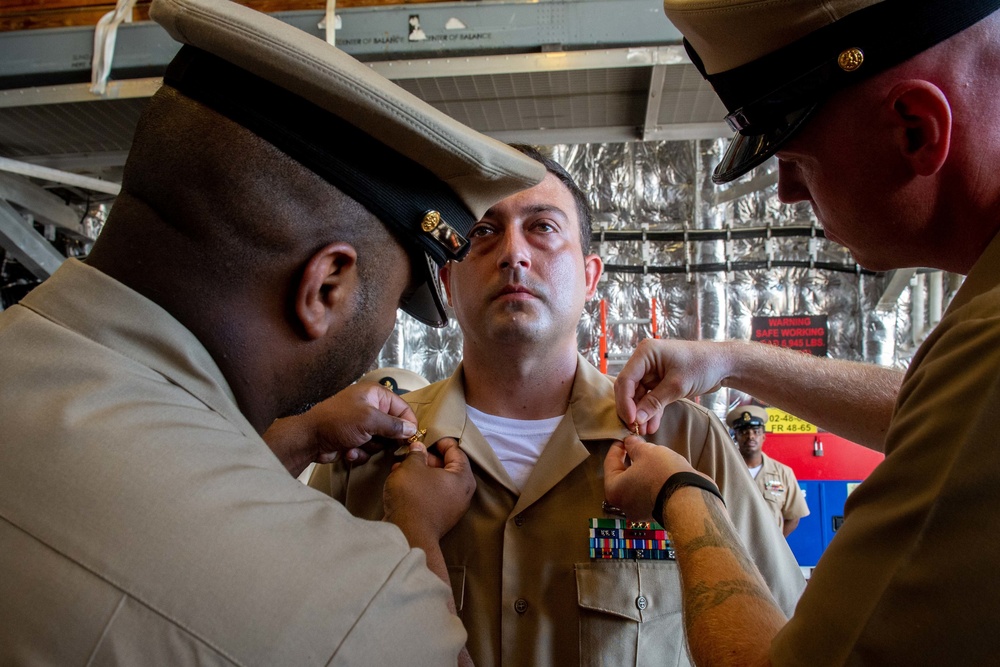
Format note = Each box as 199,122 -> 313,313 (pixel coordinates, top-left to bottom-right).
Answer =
0,200 -> 65,279
0,173 -> 87,237
14,151 -> 131,173
639,122 -> 730,142
369,45 -> 688,79
488,125 -> 642,145
0,1 -> 732,182
0,79 -> 160,109
487,122 -> 732,145
0,0 -> 683,83
877,268 -> 918,309
0,157 -> 121,196
0,42 -> 735,148
2,46 -> 690,108
641,62 -> 668,141
710,168 -> 779,206
327,0 -> 682,59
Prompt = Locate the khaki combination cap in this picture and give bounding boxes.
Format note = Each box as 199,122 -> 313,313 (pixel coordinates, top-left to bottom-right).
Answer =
663,0 -> 1000,184
726,405 -> 769,431
150,0 -> 546,327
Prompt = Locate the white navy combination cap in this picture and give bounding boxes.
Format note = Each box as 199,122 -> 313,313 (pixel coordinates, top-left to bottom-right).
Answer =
356,367 -> 430,395
150,0 -> 546,327
664,0 -> 1000,184
726,405 -> 769,431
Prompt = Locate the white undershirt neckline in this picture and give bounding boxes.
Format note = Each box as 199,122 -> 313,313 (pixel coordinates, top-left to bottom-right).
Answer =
466,405 -> 564,492
748,463 -> 763,479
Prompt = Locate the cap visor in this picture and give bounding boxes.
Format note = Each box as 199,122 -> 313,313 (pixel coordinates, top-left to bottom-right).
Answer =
400,252 -> 449,328
712,104 -> 817,184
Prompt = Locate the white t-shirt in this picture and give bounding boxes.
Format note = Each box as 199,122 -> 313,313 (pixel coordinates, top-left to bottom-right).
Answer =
748,463 -> 763,479
466,405 -> 564,492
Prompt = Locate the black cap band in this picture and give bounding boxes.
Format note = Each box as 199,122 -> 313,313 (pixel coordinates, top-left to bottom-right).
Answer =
704,0 -> 1000,136
163,45 -> 473,267
690,0 -> 1000,183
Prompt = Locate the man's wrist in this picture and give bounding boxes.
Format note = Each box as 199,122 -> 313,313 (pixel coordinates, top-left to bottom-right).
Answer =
385,514 -> 438,551
653,472 -> 725,524
262,414 -> 316,476
718,340 -> 744,389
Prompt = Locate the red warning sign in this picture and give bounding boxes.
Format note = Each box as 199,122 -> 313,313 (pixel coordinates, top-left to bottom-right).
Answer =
751,315 -> 828,357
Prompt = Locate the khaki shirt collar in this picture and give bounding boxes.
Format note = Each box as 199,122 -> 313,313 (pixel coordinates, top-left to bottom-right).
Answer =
414,354 -> 632,509
17,259 -> 256,439
566,354 -> 633,442
945,229 -> 1000,315
411,366 -> 519,493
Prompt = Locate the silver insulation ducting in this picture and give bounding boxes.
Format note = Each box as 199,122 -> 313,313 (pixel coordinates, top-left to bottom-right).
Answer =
374,139 -> 960,420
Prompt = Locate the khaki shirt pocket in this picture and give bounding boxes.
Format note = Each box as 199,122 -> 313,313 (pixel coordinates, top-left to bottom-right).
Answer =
764,491 -> 785,505
761,475 -> 787,505
576,560 -> 689,667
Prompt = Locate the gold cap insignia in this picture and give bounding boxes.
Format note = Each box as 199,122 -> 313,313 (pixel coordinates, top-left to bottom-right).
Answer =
420,210 -> 468,254
421,210 -> 441,232
838,48 -> 864,72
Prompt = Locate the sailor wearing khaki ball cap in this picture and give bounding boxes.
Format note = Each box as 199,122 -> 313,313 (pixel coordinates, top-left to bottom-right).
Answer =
0,0 -> 544,663
605,0 -> 1000,664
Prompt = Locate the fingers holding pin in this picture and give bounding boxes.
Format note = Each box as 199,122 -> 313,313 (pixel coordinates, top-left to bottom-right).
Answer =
394,427 -> 427,457
624,422 -> 639,466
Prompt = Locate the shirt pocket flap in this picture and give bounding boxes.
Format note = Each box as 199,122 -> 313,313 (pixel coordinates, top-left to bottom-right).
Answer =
576,560 -> 682,623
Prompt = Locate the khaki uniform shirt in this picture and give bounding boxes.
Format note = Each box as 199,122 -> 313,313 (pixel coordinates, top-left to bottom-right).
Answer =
772,232 -> 1000,665
313,356 -> 804,666
754,453 -> 809,530
0,260 -> 464,666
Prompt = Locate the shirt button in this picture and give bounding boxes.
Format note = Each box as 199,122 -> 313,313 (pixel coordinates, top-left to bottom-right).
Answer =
514,514 -> 525,527
514,598 -> 528,614
635,595 -> 648,611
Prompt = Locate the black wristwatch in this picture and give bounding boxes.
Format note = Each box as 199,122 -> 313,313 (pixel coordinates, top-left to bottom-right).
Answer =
653,472 -> 725,524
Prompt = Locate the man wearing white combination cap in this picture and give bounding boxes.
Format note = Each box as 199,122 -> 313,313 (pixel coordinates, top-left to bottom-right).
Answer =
0,0 -> 543,663
726,405 -> 808,538
606,0 -> 1000,664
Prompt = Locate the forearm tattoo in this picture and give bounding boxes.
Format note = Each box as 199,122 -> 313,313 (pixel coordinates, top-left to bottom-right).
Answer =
676,489 -> 774,619
684,579 -> 771,619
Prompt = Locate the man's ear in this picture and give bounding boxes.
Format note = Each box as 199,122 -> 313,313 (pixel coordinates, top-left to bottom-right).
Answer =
885,80 -> 952,176
295,242 -> 358,340
440,261 -> 455,307
583,253 -> 603,300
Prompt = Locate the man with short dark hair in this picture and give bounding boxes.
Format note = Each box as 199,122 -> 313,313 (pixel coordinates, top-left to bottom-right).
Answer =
0,0 -> 543,663
311,145 -> 804,666
606,0 -> 1000,663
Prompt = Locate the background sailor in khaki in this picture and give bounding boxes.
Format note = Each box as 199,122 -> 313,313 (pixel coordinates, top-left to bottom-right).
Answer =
726,405 -> 809,537
0,0 -> 544,664
312,145 -> 804,666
